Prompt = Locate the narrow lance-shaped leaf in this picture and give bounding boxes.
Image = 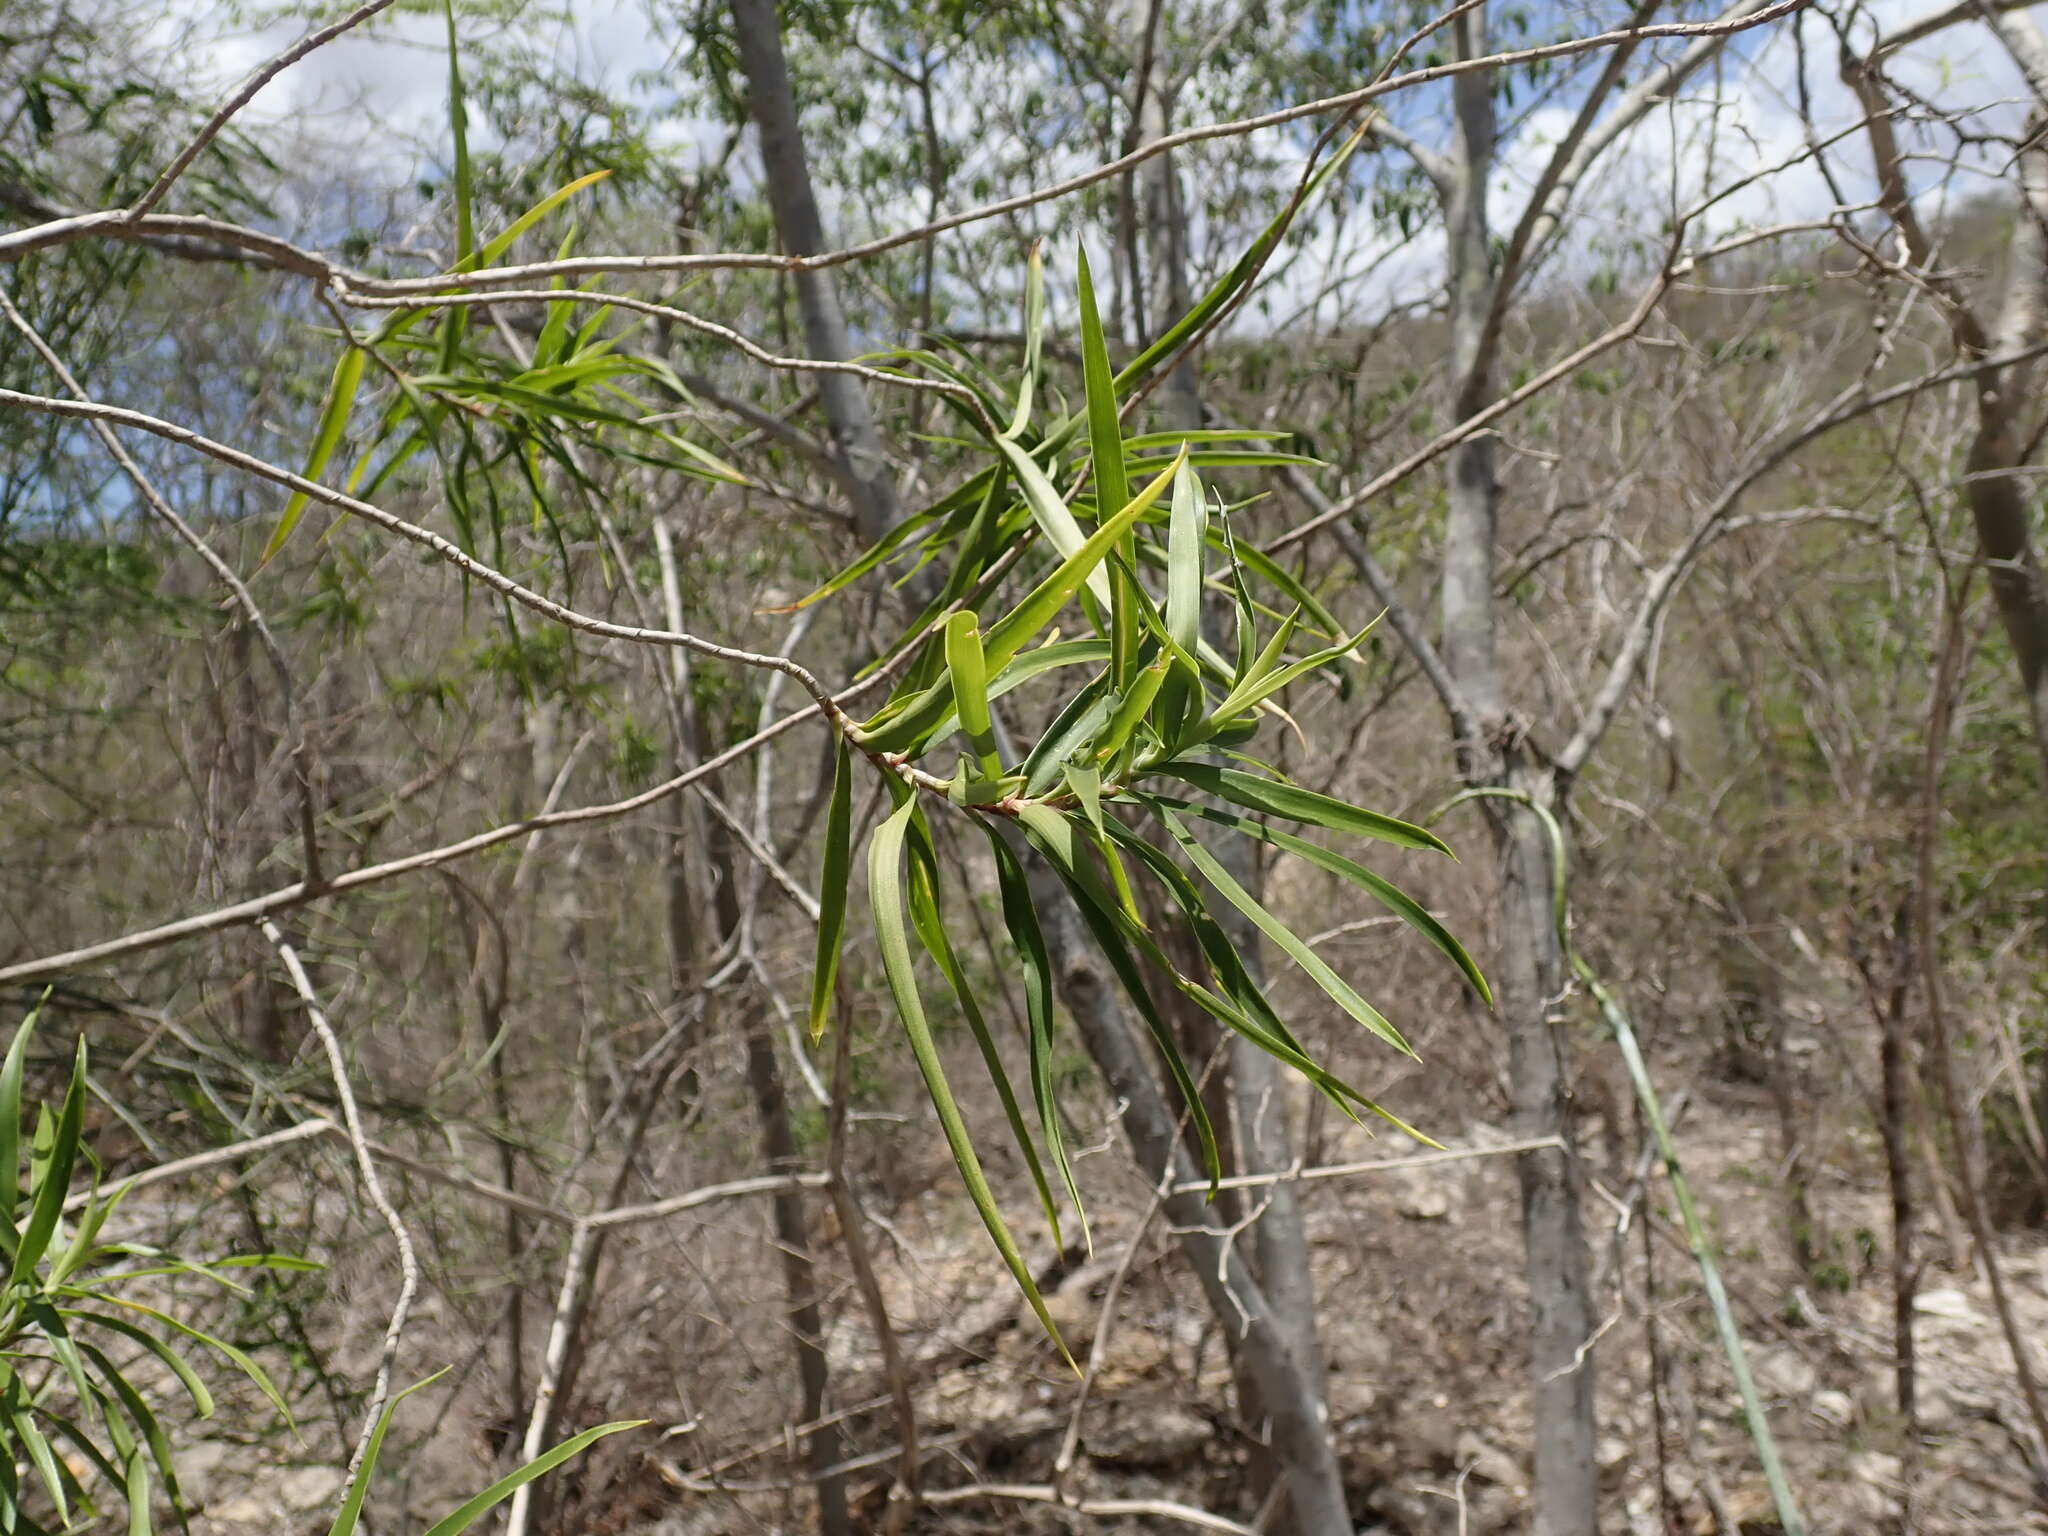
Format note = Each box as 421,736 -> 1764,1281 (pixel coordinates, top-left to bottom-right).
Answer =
1155,761 -> 1454,857
417,1421 -> 646,1536
1150,793 -> 1490,1003
1012,803 -> 1221,1184
1165,461 -> 1207,655
807,740 -> 855,1043
0,1000 -> 38,1243
1158,807 -> 1414,1057
11,1039 -> 85,1286
1115,122 -> 1367,392
1206,613 -> 1382,731
326,1373 -> 448,1536
266,345 -> 365,562
943,612 -> 1001,779
994,437 -> 1115,612
869,798 -> 1072,1365
982,446 -> 1185,673
985,831 -> 1090,1254
1076,247 -> 1139,689
903,823 -> 1063,1244
1105,815 -> 1436,1141
1004,241 -> 1046,439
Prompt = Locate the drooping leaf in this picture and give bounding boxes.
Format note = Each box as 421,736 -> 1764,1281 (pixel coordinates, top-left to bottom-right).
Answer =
1155,762 -> 1453,857
1012,804 -> 1220,1184
1158,808 -> 1413,1056
903,820 -> 1062,1243
267,346 -> 365,562
985,831 -> 1089,1253
807,739 -> 854,1043
1152,794 -> 1490,1003
869,797 -> 1071,1363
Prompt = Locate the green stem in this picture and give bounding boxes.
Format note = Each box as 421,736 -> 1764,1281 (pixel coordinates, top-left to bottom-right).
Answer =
1432,786 -> 1807,1536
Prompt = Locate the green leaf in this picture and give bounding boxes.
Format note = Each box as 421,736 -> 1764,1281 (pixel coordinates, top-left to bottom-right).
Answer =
982,448 -> 1185,673
993,437 -> 1113,613
1094,659 -> 1168,769
1076,247 -> 1139,688
1150,795 -> 1490,1003
1207,614 -> 1381,729
326,1373 -> 447,1536
869,798 -> 1071,1365
60,1310 -> 214,1418
76,1342 -> 180,1515
1116,125 -> 1365,393
267,346 -> 365,562
903,821 -> 1062,1244
807,740 -> 854,1043
1158,808 -> 1413,1056
1012,804 -> 1221,1183
443,0 -> 474,265
471,170 -> 611,273
96,1297 -> 293,1424
1165,461 -> 1207,655
12,1407 -> 68,1526
11,1039 -> 84,1286
1064,763 -> 1105,835
124,1446 -> 149,1536
418,1420 -> 645,1536
0,1000 -> 38,1244
1154,762 -> 1453,857
1020,676 -> 1116,798
985,831 -> 1089,1254
1005,242 -> 1046,438
943,612 -> 1000,779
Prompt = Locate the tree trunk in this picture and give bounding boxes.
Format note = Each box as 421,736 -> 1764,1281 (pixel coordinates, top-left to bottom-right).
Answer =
727,0 -> 901,546
1024,845 -> 1355,1536
1965,124 -> 2048,786
1135,19 -> 1336,1515
1440,9 -> 1599,1531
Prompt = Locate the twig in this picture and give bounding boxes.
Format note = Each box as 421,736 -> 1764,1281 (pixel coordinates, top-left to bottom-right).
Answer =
260,921 -> 417,1476
130,0 -> 398,218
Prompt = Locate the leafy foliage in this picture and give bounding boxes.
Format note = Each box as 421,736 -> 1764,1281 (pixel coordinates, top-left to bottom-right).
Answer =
0,1003 -> 305,1534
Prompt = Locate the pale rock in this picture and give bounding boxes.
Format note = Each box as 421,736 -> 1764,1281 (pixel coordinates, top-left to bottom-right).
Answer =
1395,1181 -> 1453,1222
204,1495 -> 270,1524
1087,1405 -> 1211,1468
1913,1287 -> 1982,1324
278,1465 -> 347,1512
1753,1345 -> 1818,1399
1456,1428 -> 1524,1490
1595,1435 -> 1632,1473
1811,1389 -> 1855,1428
1850,1449 -> 1902,1487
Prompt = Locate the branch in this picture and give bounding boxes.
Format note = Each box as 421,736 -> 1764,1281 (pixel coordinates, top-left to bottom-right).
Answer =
0,288 -> 324,887
262,921 -> 418,1476
2,2 -> 1810,284
0,679 -> 873,986
1557,336 -> 2048,774
132,0 -> 399,218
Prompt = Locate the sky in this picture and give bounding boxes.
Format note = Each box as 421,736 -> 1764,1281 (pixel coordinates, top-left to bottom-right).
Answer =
129,0 -> 2047,329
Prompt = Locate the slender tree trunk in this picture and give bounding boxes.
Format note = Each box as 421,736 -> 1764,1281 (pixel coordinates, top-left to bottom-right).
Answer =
1024,847 -> 1354,1535
1135,21 -> 1336,1514
744,1000 -> 852,1536
727,0 -> 901,546
1964,125 -> 2048,785
1440,10 -> 1599,1530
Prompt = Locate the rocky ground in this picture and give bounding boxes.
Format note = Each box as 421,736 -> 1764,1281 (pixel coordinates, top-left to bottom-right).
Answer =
138,1056 -> 2048,1535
